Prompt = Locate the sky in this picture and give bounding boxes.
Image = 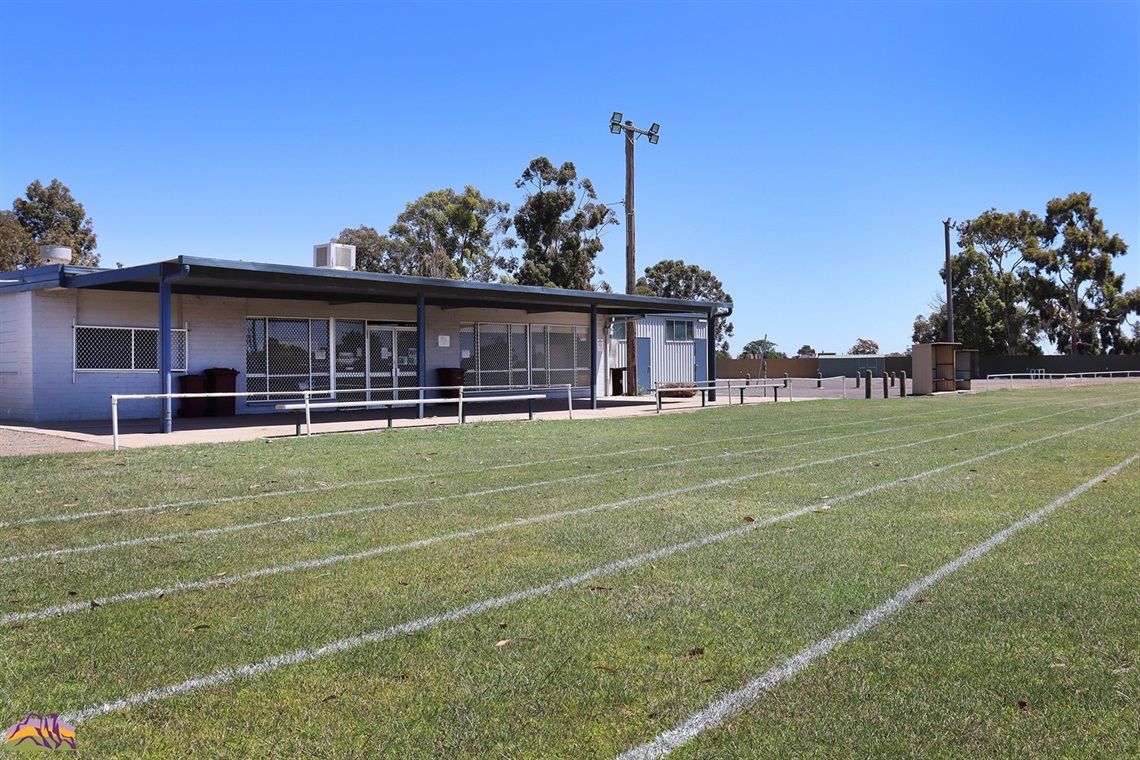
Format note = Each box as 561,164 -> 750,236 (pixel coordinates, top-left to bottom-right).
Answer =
1,0 -> 1137,356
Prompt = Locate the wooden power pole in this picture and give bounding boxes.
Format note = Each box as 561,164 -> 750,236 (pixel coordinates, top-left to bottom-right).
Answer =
624,121 -> 637,395
610,113 -> 659,396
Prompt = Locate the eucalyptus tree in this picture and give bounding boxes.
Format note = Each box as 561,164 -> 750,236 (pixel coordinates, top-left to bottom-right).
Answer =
512,158 -> 616,290
636,258 -> 734,354
5,179 -> 99,266
1026,192 -> 1130,354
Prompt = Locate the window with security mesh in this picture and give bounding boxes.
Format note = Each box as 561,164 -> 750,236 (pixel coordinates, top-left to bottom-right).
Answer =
74,326 -> 187,372
459,322 -> 592,389
245,317 -> 331,401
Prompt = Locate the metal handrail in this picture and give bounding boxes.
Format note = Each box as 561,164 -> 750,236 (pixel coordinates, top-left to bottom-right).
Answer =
110,384 -> 575,450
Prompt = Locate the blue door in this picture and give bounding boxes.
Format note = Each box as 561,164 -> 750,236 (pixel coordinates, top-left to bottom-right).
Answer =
636,337 -> 652,394
694,338 -> 708,384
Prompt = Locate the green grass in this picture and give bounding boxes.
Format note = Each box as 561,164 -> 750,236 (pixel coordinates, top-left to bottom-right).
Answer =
2,385 -> 1137,758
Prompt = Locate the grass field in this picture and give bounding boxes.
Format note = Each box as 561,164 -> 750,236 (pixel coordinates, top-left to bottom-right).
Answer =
2,385 -> 1138,758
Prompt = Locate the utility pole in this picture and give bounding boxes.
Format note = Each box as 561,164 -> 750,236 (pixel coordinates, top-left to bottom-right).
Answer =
610,112 -> 659,395
944,218 -> 955,343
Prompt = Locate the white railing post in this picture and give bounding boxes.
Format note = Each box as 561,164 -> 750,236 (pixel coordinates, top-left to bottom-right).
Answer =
458,386 -> 464,425
112,396 -> 120,451
567,384 -> 573,420
304,390 -> 313,437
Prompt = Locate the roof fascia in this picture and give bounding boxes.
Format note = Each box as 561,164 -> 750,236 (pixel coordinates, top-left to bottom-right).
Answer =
0,264 -> 67,294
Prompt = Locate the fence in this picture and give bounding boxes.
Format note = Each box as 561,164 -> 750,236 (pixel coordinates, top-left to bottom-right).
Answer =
984,371 -> 1140,391
110,384 -> 575,450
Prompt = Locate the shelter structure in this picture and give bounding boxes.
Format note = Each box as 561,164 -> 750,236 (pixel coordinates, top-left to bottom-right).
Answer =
0,255 -> 731,428
911,342 -> 963,394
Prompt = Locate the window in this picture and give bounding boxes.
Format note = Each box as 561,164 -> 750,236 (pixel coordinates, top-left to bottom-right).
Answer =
459,322 -> 592,388
612,321 -> 627,341
74,326 -> 187,372
246,318 -> 330,401
665,320 -> 694,342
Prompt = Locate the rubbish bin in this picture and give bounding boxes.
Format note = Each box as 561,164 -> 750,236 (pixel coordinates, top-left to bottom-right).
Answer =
178,374 -> 207,418
437,367 -> 466,398
204,367 -> 240,416
610,367 -> 625,396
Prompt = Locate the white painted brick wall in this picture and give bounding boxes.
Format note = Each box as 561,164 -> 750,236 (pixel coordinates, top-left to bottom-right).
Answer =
10,290 -> 610,422
0,292 -> 34,420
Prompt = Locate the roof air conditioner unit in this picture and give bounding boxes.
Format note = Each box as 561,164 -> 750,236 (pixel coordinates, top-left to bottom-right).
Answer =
39,245 -> 73,266
313,243 -> 356,270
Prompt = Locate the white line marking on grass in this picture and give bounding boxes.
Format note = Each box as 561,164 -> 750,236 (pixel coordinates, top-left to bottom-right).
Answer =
0,396 -> 1079,530
0,402 -> 1108,565
616,452 -> 1140,760
6,407 -> 1135,626
52,449 -> 1139,725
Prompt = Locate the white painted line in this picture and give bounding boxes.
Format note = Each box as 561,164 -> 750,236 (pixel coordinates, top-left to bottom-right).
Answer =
616,452 -> 1140,759
55,427 -> 1139,724
6,406 -> 1135,625
0,396 -> 1070,530
6,407 -> 1131,625
0,402 -> 1101,565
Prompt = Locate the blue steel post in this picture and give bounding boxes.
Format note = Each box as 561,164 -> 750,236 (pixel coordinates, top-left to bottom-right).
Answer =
159,269 -> 172,432
417,294 -> 426,419
707,308 -> 718,402
589,305 -> 598,409
159,263 -> 191,433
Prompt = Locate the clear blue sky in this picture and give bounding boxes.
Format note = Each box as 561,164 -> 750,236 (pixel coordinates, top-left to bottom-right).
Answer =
2,0 -> 1137,356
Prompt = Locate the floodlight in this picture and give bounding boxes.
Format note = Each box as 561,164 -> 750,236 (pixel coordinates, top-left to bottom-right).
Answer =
610,121 -> 622,135
648,132 -> 659,144
648,123 -> 659,136
611,111 -> 622,124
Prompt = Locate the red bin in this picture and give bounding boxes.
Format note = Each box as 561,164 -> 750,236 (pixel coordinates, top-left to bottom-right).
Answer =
204,368 -> 240,416
178,374 -> 207,418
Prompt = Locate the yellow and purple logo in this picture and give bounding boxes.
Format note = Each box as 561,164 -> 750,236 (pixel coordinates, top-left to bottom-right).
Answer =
4,714 -> 76,752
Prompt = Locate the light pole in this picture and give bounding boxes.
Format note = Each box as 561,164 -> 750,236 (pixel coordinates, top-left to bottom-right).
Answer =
943,218 -> 955,343
610,111 -> 659,396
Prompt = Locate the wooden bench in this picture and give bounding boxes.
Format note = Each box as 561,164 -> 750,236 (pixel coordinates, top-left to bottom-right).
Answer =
276,393 -> 554,435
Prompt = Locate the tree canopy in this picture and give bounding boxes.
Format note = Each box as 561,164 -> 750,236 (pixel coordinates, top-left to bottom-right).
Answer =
337,186 -> 514,281
0,210 -> 37,271
635,259 -> 734,354
1,179 -> 99,268
797,344 -> 816,357
738,337 -> 785,359
954,209 -> 1044,354
1026,192 -> 1131,354
920,192 -> 1135,355
512,158 -> 616,290
848,338 -> 879,355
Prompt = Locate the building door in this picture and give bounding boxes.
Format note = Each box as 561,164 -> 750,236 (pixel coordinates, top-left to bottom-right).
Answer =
694,338 -> 708,384
636,336 -> 652,394
367,326 -> 419,400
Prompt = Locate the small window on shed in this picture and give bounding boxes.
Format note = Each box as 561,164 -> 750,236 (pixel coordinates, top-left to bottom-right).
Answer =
612,321 -> 627,341
665,320 -> 693,342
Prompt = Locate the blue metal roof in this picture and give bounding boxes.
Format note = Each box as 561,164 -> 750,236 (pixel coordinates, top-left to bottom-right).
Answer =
1,256 -> 731,316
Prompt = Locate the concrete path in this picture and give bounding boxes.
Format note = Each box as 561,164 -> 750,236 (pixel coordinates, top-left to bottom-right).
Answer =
1,393 -> 777,453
